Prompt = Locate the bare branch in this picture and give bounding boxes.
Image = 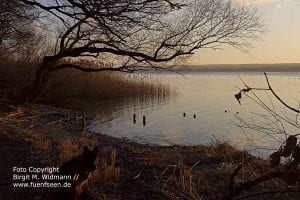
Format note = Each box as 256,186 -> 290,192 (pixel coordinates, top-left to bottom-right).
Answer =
18,0 -> 265,100
264,73 -> 300,113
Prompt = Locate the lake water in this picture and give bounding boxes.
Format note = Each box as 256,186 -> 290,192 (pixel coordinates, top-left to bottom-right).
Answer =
89,72 -> 300,157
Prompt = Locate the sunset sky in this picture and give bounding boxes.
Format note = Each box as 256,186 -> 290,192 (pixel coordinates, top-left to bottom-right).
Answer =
192,0 -> 300,64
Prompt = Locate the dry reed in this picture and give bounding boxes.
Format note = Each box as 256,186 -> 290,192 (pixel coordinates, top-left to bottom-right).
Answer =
44,70 -> 175,105
0,57 -> 175,104
161,161 -> 202,199
102,148 -> 122,182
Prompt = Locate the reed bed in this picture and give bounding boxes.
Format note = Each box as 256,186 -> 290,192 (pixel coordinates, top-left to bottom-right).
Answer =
0,57 -> 175,105
44,70 -> 175,105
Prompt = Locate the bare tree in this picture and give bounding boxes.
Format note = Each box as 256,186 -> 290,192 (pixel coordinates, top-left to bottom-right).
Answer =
0,0 -> 38,55
19,0 -> 265,101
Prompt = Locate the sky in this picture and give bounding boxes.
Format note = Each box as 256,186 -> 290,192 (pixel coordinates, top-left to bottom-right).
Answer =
191,0 -> 300,65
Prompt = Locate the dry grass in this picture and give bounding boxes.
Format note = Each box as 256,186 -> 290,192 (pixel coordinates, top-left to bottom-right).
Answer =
101,148 -> 122,182
44,70 -> 175,105
58,139 -> 81,164
161,161 -> 202,199
29,135 -> 53,163
0,57 -> 175,105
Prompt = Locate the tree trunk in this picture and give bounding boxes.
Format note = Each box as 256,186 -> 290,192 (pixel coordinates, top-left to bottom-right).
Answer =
22,56 -> 56,102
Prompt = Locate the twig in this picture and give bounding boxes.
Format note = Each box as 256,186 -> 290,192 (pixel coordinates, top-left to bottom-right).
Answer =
264,72 -> 300,113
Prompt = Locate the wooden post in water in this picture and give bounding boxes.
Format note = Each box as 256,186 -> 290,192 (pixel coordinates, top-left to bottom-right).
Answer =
133,114 -> 136,124
143,116 -> 146,126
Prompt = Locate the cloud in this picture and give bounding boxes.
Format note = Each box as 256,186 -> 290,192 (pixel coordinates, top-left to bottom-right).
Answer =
238,0 -> 293,8
239,0 -> 292,5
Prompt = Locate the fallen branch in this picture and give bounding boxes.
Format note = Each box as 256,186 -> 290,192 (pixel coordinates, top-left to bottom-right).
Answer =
220,171 -> 286,200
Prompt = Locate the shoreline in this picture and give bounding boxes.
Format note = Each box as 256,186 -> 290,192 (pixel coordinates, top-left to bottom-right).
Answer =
0,102 -> 295,199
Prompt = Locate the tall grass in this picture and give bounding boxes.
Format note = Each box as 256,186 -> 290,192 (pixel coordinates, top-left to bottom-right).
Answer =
161,164 -> 202,199
44,69 -> 175,105
0,58 -> 176,105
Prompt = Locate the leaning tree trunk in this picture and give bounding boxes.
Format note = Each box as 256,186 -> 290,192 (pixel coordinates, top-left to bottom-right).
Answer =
22,56 -> 57,102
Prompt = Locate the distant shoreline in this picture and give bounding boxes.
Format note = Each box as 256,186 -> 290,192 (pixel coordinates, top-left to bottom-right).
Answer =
173,63 -> 300,72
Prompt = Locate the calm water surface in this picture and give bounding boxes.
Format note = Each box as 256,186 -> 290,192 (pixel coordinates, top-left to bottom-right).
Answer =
89,72 -> 300,156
